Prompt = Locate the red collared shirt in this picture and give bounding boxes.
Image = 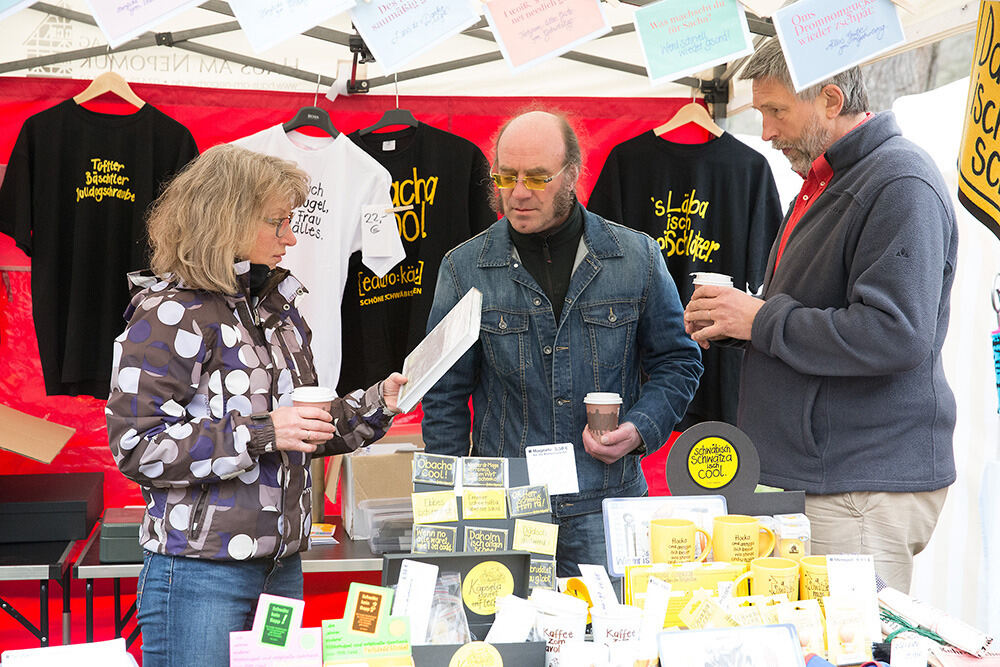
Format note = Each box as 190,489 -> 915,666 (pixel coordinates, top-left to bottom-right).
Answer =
773,113 -> 873,272
773,156 -> 833,270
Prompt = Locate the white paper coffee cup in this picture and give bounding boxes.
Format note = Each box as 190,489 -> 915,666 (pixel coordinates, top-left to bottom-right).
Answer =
290,386 -> 336,409
591,604 -> 643,647
530,588 -> 590,616
583,392 -> 623,405
558,641 -> 609,667
690,272 -> 734,287
535,609 -> 587,667
486,594 -> 537,643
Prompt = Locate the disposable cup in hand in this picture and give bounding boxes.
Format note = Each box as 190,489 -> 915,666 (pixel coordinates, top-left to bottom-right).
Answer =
290,386 -> 336,412
690,272 -> 734,287
584,392 -> 622,437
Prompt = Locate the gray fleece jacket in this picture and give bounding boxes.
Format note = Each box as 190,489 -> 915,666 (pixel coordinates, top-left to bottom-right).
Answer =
740,112 -> 958,495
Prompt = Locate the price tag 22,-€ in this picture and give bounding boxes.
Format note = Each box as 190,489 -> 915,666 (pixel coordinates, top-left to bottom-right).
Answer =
361,204 -> 400,260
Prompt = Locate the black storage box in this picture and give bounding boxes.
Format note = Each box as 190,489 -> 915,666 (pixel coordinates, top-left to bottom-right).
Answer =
0,472 -> 103,543
382,551 -> 531,640
99,507 -> 145,563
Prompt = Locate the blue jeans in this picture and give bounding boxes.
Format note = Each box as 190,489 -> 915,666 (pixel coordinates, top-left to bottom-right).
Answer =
556,511 -> 622,599
555,510 -> 609,578
136,551 -> 303,667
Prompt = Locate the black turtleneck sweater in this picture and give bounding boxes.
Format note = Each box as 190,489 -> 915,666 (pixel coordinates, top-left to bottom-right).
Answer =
508,201 -> 584,321
248,263 -> 271,297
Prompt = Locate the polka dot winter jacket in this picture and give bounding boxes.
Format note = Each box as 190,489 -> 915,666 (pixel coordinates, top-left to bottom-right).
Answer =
106,261 -> 396,561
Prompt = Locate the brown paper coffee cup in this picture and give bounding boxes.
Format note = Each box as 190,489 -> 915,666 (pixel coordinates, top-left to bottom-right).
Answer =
584,392 -> 622,436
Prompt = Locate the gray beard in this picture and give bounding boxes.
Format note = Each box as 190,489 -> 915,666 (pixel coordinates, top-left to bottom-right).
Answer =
492,179 -> 577,223
774,116 -> 832,176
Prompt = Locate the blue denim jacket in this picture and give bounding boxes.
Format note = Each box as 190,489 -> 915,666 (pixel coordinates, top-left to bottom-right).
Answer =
422,208 -> 703,517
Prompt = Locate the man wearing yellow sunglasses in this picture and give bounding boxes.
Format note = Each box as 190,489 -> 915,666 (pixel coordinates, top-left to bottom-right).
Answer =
422,111 -> 703,578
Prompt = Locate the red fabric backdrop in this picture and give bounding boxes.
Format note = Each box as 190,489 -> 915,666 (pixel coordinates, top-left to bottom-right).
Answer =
0,76 -> 704,508
0,76 -> 709,656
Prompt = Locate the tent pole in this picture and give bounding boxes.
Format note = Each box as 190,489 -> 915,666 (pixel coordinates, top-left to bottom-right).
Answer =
0,17 -> 242,74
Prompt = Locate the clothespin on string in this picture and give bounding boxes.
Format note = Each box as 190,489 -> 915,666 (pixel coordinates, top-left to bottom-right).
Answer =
385,205 -> 414,213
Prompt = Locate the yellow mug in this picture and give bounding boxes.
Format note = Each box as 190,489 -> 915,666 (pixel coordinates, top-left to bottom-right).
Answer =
734,557 -> 799,600
711,514 -> 776,566
649,518 -> 711,564
799,555 -> 830,601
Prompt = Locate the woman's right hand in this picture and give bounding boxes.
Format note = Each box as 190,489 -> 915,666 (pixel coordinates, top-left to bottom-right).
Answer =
268,405 -> 336,452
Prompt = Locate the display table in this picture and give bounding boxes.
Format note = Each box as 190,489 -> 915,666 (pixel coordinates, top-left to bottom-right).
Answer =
0,539 -> 75,646
73,516 -> 382,645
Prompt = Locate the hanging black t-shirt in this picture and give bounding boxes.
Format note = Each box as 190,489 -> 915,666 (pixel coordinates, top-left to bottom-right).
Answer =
588,131 -> 782,428
0,100 -> 198,397
339,122 -> 494,395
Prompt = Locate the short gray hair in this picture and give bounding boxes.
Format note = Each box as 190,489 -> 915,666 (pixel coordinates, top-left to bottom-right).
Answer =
739,38 -> 869,115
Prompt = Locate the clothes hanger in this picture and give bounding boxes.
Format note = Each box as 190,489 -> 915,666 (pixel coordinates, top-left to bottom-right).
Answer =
653,96 -> 723,138
73,71 -> 145,108
358,74 -> 418,136
283,74 -> 339,137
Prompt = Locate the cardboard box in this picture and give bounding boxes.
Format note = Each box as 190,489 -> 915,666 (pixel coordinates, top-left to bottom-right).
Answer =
333,442 -> 421,540
0,404 -> 75,463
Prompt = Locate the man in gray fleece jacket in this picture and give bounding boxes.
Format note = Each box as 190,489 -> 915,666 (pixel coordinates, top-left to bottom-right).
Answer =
684,39 -> 957,593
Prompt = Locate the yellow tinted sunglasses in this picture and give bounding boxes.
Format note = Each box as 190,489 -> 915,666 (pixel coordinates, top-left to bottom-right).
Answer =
490,164 -> 567,191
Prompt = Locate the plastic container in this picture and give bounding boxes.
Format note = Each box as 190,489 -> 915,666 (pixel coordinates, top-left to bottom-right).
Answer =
358,497 -> 413,554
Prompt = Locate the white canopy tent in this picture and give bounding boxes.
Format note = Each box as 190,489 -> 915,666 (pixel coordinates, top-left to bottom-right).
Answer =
0,0 -> 997,634
0,1 -> 982,113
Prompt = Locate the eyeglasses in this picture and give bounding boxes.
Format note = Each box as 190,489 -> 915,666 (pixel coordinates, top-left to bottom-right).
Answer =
263,213 -> 293,238
490,164 -> 568,191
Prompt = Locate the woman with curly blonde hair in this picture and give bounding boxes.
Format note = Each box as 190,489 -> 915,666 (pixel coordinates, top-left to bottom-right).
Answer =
107,143 -> 406,667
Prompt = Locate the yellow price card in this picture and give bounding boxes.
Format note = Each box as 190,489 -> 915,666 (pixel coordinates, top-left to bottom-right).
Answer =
511,519 -> 558,556
462,488 -> 508,520
411,490 -> 459,524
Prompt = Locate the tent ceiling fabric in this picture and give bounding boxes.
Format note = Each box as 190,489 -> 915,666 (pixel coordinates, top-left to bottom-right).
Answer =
0,1 -> 982,112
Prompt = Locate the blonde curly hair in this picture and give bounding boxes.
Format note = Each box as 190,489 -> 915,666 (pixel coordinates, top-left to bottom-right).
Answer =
147,143 -> 309,294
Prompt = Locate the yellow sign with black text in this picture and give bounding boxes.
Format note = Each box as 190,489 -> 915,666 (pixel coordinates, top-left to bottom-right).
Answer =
511,519 -> 558,556
959,1 -> 1000,241
462,489 -> 508,520
461,561 -> 514,616
412,491 -> 459,524
687,436 -> 739,490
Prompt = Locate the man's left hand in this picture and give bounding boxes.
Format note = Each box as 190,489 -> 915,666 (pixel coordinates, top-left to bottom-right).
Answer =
582,422 -> 642,465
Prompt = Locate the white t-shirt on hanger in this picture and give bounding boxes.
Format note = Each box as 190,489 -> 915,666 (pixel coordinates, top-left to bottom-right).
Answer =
233,125 -> 401,389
